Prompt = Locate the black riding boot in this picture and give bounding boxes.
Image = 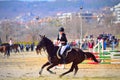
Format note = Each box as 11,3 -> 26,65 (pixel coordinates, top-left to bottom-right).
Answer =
60,52 -> 66,64
63,53 -> 66,64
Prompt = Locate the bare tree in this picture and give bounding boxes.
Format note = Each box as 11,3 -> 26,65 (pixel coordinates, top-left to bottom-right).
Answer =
0,20 -> 15,42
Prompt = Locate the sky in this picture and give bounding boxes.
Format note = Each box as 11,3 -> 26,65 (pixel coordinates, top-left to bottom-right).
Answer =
0,0 -> 56,1
19,0 -> 56,1
0,0 -> 79,1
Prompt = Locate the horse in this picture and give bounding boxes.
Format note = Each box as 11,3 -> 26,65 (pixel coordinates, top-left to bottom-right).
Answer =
36,35 -> 100,77
0,43 -> 10,57
11,43 -> 20,53
0,46 -> 6,53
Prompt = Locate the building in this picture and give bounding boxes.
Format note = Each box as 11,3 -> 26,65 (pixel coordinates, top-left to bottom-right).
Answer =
57,12 -> 72,25
112,3 -> 120,23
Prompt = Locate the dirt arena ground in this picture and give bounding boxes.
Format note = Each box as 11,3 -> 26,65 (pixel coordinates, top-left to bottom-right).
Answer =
0,51 -> 120,80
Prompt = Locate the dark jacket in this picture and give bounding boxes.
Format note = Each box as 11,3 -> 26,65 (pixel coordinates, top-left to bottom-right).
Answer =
57,33 -> 67,45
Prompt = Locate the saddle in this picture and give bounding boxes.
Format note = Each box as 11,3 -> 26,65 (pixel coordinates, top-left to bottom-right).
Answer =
57,46 -> 72,63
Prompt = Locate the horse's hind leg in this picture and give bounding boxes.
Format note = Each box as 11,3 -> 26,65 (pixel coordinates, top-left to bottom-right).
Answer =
39,62 -> 50,75
60,63 -> 75,78
74,65 -> 78,76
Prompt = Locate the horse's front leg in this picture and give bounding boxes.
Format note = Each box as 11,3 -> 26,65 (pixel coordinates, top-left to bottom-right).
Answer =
47,64 -> 58,74
4,52 -> 6,56
3,52 -> 7,58
39,62 -> 50,75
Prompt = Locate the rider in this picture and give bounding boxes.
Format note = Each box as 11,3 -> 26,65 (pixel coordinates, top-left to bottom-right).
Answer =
9,38 -> 13,52
57,27 -> 68,64
9,38 -> 13,46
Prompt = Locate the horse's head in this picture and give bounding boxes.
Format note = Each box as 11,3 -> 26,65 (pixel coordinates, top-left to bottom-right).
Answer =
36,35 -> 46,55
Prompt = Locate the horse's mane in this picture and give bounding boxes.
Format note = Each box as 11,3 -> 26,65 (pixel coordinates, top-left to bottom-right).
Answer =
1,43 -> 10,46
43,37 -> 59,57
44,37 -> 54,46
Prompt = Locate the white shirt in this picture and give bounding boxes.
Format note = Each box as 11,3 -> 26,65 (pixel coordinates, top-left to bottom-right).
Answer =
9,40 -> 12,46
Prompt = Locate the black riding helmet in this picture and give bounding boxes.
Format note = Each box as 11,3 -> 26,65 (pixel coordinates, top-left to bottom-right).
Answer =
59,27 -> 64,32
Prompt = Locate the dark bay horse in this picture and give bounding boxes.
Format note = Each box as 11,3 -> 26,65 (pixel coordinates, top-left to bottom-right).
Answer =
0,43 -> 10,57
36,35 -> 100,77
0,46 -> 6,53
11,44 -> 20,53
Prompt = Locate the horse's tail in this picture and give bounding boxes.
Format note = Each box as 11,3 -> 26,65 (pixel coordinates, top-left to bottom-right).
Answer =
75,48 -> 101,63
85,52 -> 99,63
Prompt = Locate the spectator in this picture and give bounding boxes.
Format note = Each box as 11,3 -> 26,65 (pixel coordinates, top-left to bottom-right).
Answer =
26,44 -> 30,51
31,42 -> 35,51
109,34 -> 112,41
111,40 -> 115,51
82,40 -> 88,50
20,44 -> 24,52
88,39 -> 94,52
103,39 -> 107,50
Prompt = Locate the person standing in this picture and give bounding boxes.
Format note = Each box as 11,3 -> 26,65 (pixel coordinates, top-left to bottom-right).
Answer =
103,39 -> 107,50
31,42 -> 35,51
88,39 -> 94,52
111,39 -> 115,51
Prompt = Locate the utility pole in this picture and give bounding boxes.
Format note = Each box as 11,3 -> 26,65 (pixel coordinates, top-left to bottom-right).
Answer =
80,6 -> 83,48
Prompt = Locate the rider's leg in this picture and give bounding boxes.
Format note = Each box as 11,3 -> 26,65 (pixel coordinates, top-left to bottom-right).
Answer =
60,45 -> 67,55
60,45 -> 68,64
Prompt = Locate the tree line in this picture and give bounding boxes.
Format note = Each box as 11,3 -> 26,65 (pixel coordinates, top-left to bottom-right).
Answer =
0,12 -> 120,43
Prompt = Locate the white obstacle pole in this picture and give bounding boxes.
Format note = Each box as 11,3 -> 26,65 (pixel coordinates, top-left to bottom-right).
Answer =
93,40 -> 99,53
98,40 -> 100,53
93,39 -> 103,53
100,39 -> 103,53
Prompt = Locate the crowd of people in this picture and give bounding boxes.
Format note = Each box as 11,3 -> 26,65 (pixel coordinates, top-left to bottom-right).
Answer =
0,38 -> 36,53
70,33 -> 119,52
19,42 -> 35,52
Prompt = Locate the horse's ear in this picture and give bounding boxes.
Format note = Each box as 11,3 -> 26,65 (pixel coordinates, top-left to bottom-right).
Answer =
39,34 -> 45,38
43,35 -> 45,37
39,34 -> 41,37
39,35 -> 43,38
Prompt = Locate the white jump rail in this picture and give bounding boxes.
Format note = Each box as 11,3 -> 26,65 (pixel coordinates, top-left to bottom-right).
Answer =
111,52 -> 120,64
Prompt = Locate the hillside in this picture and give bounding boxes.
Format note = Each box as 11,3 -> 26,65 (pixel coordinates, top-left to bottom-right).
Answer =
0,0 -> 119,20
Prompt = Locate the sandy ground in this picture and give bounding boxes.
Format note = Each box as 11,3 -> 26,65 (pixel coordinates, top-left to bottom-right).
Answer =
0,51 -> 120,80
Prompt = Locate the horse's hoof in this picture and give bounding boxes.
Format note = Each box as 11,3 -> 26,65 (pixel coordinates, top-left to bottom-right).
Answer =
51,72 -> 56,74
53,72 -> 56,74
98,59 -> 102,63
39,75 -> 44,77
39,72 -> 42,75
59,75 -> 63,78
